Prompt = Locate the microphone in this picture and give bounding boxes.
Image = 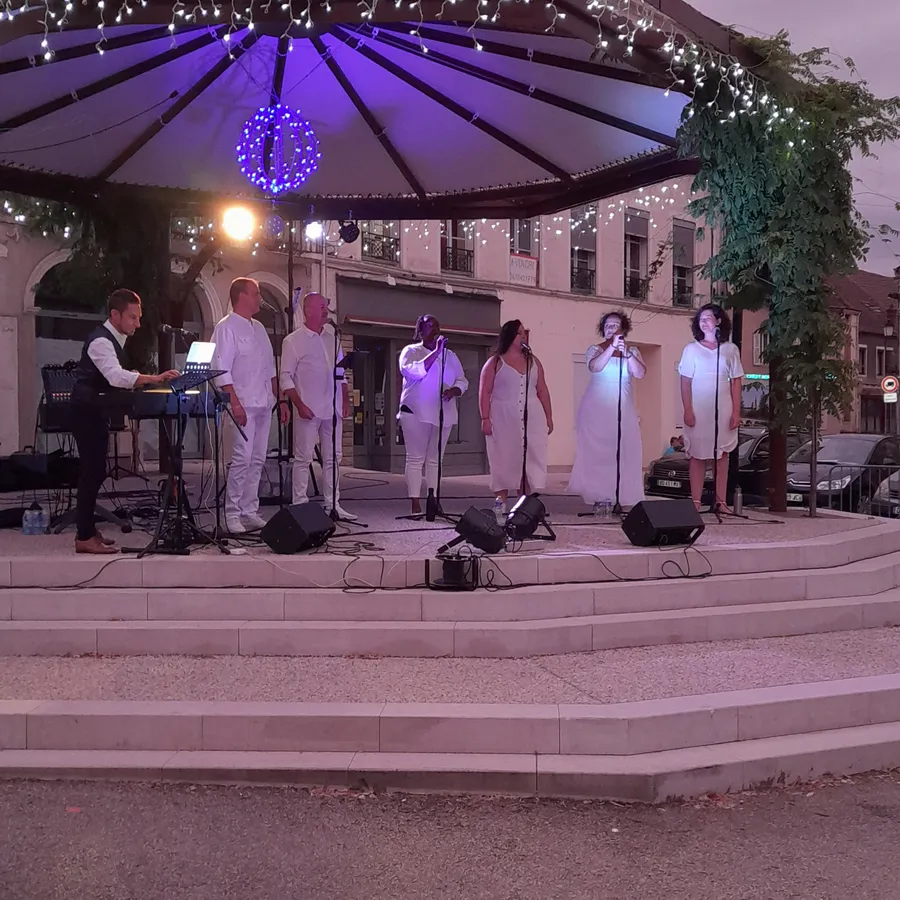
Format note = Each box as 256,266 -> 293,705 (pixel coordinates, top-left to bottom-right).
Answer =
521,342 -> 533,355
159,324 -> 197,336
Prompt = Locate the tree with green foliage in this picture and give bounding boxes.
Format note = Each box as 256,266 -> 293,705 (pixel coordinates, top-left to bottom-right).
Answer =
678,32 -> 900,515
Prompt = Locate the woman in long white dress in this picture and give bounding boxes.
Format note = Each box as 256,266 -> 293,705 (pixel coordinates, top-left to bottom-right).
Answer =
678,303 -> 744,512
479,320 -> 553,520
569,311 -> 646,511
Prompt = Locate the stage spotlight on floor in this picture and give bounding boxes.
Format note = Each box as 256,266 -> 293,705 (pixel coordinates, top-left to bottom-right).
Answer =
506,493 -> 546,540
437,506 -> 507,555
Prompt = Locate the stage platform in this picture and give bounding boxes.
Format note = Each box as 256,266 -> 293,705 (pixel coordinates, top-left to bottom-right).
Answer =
4,471 -> 900,800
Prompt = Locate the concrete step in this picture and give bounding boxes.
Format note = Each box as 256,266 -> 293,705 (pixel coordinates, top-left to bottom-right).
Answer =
2,519 -> 899,591
5,550 -> 900,624
3,721 -> 900,802
4,676 -> 900,756
2,591 -> 900,657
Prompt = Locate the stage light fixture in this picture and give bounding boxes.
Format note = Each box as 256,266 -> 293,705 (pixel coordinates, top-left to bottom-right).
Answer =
304,221 -> 324,241
437,506 -> 507,556
222,206 -> 255,241
506,494 -> 547,540
338,220 -> 360,243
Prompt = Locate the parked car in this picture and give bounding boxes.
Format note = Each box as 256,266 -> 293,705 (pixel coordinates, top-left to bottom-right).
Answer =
645,426 -> 807,506
786,434 -> 900,512
870,471 -> 900,518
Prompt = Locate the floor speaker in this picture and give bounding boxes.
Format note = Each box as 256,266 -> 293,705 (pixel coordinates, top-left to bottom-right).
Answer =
260,503 -> 336,554
622,498 -> 705,548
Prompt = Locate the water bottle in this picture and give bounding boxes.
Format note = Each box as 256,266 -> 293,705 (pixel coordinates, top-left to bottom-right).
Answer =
37,506 -> 48,534
733,486 -> 743,516
21,502 -> 40,535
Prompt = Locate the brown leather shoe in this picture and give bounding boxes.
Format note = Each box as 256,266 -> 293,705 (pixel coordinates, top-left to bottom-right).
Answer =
75,536 -> 118,555
95,530 -> 116,546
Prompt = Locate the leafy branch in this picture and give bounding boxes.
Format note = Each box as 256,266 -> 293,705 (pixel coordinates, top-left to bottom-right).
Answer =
678,30 -> 900,513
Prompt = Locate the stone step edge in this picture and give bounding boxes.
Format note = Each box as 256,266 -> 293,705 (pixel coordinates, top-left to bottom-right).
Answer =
3,720 -> 900,802
1,592 -> 898,658
2,590 -> 898,633
4,519 -> 900,590
5,673 -> 900,756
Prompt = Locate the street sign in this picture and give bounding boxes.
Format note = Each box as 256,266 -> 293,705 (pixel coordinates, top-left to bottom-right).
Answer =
885,392 -> 898,404
882,376 -> 899,393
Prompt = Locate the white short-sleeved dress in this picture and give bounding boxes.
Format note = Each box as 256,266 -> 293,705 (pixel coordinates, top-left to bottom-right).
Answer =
568,346 -> 644,507
677,340 -> 744,459
484,357 -> 549,493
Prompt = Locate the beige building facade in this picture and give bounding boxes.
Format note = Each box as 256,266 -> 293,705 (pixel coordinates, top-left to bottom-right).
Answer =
0,177 -> 716,474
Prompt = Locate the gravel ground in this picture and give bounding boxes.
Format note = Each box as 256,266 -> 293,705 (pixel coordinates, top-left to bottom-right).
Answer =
3,774 -> 900,900
3,628 -> 900,704
0,470 -> 874,557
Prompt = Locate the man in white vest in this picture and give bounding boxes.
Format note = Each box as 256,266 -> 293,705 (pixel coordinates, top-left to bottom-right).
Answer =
280,292 -> 356,521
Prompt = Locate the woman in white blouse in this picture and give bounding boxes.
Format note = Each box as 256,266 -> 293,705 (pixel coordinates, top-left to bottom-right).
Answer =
678,303 -> 744,512
397,315 -> 469,515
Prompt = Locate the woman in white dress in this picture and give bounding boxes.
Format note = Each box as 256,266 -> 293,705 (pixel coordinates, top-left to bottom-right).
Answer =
479,320 -> 553,520
569,311 -> 646,512
678,304 -> 744,512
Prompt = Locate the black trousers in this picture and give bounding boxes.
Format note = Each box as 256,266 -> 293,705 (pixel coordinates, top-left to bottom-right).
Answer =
71,404 -> 110,542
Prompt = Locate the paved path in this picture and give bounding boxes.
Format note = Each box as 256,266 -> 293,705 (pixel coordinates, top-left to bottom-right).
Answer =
2,775 -> 900,900
5,629 -> 900,705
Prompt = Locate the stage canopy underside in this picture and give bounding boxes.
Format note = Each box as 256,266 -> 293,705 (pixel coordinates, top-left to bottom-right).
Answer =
0,0 -> 754,218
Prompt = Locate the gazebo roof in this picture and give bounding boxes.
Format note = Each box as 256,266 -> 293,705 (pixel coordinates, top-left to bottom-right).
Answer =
0,0 -> 754,218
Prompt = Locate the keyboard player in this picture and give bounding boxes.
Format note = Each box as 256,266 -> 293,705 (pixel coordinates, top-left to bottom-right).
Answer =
71,289 -> 179,555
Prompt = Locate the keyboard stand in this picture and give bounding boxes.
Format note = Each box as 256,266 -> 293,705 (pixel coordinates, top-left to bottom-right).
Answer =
122,372 -> 230,557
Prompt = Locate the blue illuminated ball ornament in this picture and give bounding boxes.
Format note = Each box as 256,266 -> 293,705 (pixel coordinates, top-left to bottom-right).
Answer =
236,104 -> 320,195
265,214 -> 285,236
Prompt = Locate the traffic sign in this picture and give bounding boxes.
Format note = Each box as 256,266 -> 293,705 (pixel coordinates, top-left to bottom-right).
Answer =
883,376 -> 899,394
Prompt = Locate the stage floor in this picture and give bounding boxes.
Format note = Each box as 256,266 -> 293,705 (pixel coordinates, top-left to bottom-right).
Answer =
0,468 -> 876,559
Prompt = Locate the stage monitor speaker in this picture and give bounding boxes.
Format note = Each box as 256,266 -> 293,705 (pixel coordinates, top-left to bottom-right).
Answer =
621,498 -> 704,548
260,503 -> 336,554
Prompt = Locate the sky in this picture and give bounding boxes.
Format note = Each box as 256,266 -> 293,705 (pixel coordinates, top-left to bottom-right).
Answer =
688,0 -> 899,276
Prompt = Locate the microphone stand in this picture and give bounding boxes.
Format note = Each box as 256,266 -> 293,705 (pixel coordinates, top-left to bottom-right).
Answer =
705,327 -> 724,522
613,341 -> 624,516
209,381 -> 247,537
519,347 -> 532,497
329,320 -> 366,527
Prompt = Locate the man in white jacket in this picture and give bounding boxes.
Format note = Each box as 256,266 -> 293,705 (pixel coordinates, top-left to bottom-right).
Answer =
212,277 -> 288,534
280,292 -> 356,521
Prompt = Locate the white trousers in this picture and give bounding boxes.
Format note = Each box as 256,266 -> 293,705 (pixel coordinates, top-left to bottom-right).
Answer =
225,406 -> 271,520
292,415 -> 342,507
400,412 -> 452,499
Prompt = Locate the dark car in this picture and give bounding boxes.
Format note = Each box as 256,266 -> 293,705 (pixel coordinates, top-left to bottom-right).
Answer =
645,427 -> 807,506
870,471 -> 900,518
786,434 -> 900,512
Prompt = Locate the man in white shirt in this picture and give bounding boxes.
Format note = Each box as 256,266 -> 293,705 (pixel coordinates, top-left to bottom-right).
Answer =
70,289 -> 179,554
397,315 -> 469,515
280,292 -> 356,521
212,277 -> 288,534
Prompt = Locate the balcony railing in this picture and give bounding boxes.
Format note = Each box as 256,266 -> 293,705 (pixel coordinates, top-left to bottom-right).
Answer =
571,266 -> 595,294
361,232 -> 400,264
442,244 -> 474,274
673,289 -> 694,308
624,274 -> 644,299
